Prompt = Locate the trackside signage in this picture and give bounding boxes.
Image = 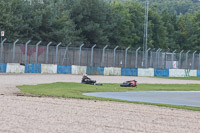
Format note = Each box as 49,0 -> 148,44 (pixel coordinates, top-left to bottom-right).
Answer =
1,31 -> 5,36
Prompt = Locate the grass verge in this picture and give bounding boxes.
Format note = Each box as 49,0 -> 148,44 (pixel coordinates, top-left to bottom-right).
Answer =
154,76 -> 200,80
18,82 -> 200,111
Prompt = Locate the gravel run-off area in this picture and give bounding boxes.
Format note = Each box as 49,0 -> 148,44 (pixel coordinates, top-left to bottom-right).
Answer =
0,74 -> 200,133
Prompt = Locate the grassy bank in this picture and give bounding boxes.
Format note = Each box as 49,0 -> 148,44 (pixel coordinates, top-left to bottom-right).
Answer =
154,77 -> 200,80
18,82 -> 200,111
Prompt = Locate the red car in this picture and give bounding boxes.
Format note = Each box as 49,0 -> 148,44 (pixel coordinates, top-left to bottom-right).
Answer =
120,80 -> 137,87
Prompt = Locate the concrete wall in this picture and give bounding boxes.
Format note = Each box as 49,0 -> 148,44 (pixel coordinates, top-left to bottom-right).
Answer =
154,69 -> 169,77
57,65 -> 72,74
138,68 -> 154,77
169,69 -> 185,77
25,64 -> 41,73
190,70 -> 197,77
0,63 -> 7,73
41,64 -> 57,74
121,68 -> 138,76
6,63 -> 25,73
104,67 -> 121,76
72,65 -> 87,75
169,69 -> 197,77
86,67 -> 104,75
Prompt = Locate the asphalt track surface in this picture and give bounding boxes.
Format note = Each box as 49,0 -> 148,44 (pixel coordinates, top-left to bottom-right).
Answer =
0,74 -> 200,133
84,91 -> 200,107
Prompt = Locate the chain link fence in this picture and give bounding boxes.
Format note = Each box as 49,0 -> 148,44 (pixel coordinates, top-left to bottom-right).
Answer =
1,42 -> 200,69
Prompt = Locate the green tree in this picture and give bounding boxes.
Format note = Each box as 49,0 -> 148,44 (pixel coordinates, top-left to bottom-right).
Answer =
148,7 -> 168,49
109,1 -> 136,48
70,0 -> 114,47
189,10 -> 200,51
127,1 -> 145,48
161,9 -> 177,50
0,0 -> 24,42
37,0 -> 80,44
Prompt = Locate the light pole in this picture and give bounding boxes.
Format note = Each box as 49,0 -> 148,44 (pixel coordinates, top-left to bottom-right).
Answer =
143,0 -> 149,67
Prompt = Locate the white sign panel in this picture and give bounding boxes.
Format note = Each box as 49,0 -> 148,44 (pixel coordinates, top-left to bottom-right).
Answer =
173,61 -> 177,68
1,31 -> 5,36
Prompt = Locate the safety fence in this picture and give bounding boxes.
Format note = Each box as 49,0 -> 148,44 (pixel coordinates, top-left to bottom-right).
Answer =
1,39 -> 200,69
1,63 -> 200,77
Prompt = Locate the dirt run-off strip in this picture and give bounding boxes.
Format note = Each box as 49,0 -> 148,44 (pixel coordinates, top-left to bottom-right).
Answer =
0,74 -> 200,133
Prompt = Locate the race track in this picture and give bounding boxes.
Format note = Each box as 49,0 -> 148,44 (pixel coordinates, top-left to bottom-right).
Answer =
0,74 -> 200,133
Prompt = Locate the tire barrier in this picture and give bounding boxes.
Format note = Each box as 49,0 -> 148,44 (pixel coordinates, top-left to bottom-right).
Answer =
0,63 -> 7,73
121,68 -> 138,76
86,67 -> 104,75
57,65 -> 72,74
104,67 -> 121,76
25,64 -> 41,73
138,68 -> 154,77
6,63 -> 25,73
154,69 -> 169,77
198,70 -> 200,77
0,63 -> 199,77
41,64 -> 57,74
72,65 -> 87,75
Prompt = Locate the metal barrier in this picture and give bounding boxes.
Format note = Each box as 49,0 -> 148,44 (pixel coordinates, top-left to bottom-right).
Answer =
1,41 -> 200,69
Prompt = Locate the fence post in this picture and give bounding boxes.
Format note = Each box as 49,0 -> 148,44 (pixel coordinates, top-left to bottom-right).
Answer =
12,39 -> 19,63
45,42 -> 52,64
113,46 -> 119,67
192,51 -> 197,69
145,48 -> 151,68
171,50 -> 176,69
25,40 -> 31,64
158,49 -> 162,68
125,46 -> 130,68
35,41 -> 42,64
199,53 -> 200,69
90,44 -> 96,67
56,42 -> 62,64
0,38 -> 7,63
164,48 -> 170,69
101,45 -> 108,67
155,48 -> 160,68
150,48 -> 155,68
135,47 -> 140,68
79,43 -> 84,66
62,42 -> 72,65
179,50 -> 184,69
185,50 -> 190,69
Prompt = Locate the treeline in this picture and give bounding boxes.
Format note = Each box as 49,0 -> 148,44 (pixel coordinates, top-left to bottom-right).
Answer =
109,0 -> 200,14
139,0 -> 200,14
0,0 -> 200,52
